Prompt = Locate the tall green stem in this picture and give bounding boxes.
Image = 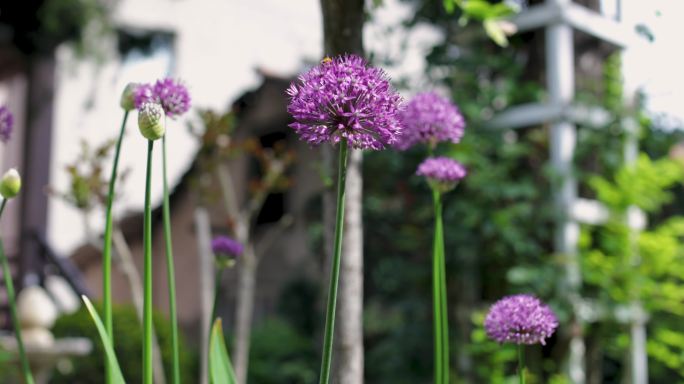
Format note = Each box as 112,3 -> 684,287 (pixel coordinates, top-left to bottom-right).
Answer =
432,189 -> 449,383
518,344 -> 525,384
162,136 -> 181,384
103,110 -> 129,384
0,199 -> 35,384
318,140 -> 349,384
211,267 -> 223,330
143,140 -> 154,384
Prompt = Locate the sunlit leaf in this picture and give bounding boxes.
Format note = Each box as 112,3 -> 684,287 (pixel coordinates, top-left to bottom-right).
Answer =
209,318 -> 238,384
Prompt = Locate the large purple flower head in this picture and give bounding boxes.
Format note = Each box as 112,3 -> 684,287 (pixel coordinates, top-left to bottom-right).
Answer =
395,92 -> 465,150
133,78 -> 191,118
0,106 -> 14,143
484,294 -> 558,345
286,55 -> 403,150
416,156 -> 466,193
153,78 -> 191,118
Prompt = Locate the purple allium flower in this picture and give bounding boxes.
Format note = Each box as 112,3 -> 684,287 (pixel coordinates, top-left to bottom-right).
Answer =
395,92 -> 465,150
211,235 -> 243,259
416,156 -> 466,192
133,83 -> 156,109
133,79 -> 191,118
286,55 -> 403,150
153,78 -> 191,118
484,294 -> 558,345
0,106 -> 14,143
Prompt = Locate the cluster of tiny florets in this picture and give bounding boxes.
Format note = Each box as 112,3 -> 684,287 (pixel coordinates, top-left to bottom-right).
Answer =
133,78 -> 191,118
286,55 -> 403,150
395,91 -> 465,150
211,235 -> 244,258
484,294 -> 558,345
416,156 -> 467,183
0,106 -> 14,143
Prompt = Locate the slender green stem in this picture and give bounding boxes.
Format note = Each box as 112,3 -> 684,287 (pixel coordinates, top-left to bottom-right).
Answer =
162,136 -> 181,384
211,267 -> 223,329
102,110 -> 129,384
431,190 -> 443,384
432,189 -> 449,383
0,199 -> 35,384
518,344 -> 525,384
143,140 -> 154,384
318,140 -> 349,384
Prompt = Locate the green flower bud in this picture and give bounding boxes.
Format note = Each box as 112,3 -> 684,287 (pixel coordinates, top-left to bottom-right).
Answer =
138,103 -> 165,141
120,83 -> 139,111
0,168 -> 21,199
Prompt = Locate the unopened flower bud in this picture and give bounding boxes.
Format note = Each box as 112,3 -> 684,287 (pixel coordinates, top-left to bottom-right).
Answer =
0,168 -> 21,198
120,83 -> 139,111
138,103 -> 165,141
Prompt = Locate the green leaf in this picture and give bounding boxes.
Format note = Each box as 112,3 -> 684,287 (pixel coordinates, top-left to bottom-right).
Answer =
443,0 -> 455,14
488,3 -> 517,18
209,318 -> 238,384
483,19 -> 509,47
462,0 -> 492,19
82,296 -> 126,384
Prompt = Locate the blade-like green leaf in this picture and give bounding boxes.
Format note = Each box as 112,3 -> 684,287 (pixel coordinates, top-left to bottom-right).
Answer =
209,318 -> 238,384
82,296 -> 126,384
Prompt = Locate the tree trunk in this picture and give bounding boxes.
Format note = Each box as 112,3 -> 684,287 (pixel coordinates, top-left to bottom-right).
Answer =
194,207 -> 214,384
320,1 -> 365,383
336,149 -> 364,383
21,53 -> 56,286
232,243 -> 257,384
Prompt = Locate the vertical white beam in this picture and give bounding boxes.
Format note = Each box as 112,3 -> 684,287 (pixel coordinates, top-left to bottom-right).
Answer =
624,115 -> 648,383
546,0 -> 584,382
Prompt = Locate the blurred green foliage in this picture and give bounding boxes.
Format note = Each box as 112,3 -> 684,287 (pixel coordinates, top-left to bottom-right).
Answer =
246,319 -> 318,384
50,303 -> 197,383
362,1 -> 684,382
581,154 -> 684,380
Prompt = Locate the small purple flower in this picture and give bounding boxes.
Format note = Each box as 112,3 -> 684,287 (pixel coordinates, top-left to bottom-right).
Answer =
484,294 -> 558,345
153,78 -> 191,118
0,106 -> 14,143
395,92 -> 465,150
286,55 -> 403,150
211,235 -> 243,259
133,83 -> 156,109
416,156 -> 466,192
133,78 -> 191,118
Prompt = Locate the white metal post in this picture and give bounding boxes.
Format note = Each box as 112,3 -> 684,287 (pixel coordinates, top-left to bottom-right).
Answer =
624,116 -> 648,384
546,0 -> 584,382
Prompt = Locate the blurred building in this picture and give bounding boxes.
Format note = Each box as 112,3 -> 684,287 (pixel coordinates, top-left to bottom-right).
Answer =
0,0 -> 323,335
0,0 -> 92,328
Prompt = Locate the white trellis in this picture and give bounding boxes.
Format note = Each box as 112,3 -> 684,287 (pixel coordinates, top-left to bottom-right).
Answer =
487,1 -> 647,383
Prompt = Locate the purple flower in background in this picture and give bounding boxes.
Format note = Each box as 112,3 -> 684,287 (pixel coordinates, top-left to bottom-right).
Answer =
134,83 -> 156,109
153,78 -> 191,118
416,156 -> 466,192
395,92 -> 465,150
0,106 -> 14,143
211,235 -> 243,259
484,294 -> 558,345
133,79 -> 191,118
286,55 -> 403,150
